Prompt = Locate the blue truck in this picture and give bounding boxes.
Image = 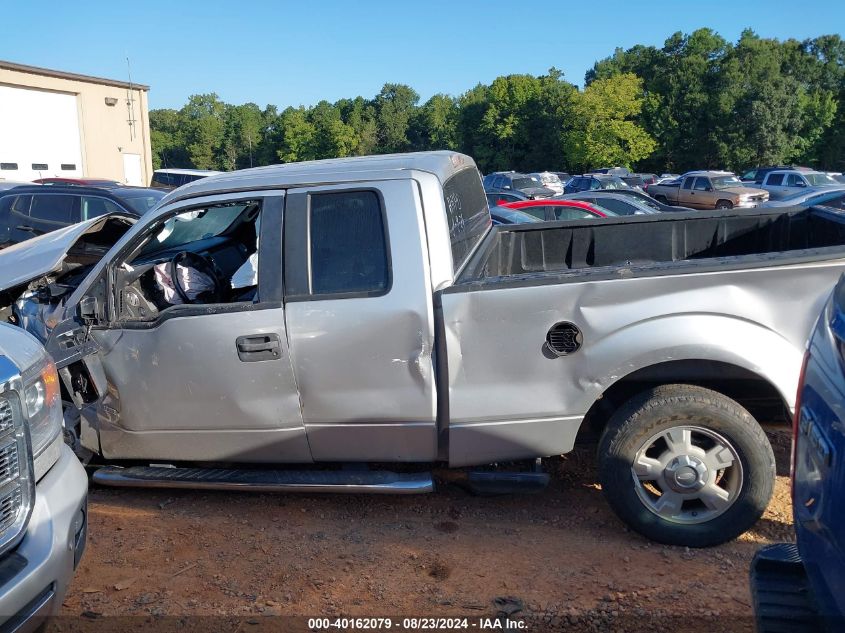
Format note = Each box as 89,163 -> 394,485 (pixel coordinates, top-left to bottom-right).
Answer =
751,274 -> 845,631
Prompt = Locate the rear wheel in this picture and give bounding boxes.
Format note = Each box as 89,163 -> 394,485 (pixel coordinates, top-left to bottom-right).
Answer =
598,384 -> 775,547
715,199 -> 733,210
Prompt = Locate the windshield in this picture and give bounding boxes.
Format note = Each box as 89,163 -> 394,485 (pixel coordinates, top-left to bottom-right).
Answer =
805,173 -> 838,186
139,202 -> 250,256
115,189 -> 166,214
599,177 -> 631,190
512,177 -> 539,189
712,175 -> 742,189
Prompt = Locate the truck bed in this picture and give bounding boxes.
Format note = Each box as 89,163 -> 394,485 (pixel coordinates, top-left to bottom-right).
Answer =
458,207 -> 845,284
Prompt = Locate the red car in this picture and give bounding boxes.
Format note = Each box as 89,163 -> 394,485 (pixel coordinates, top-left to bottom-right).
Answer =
500,198 -> 614,221
33,177 -> 121,188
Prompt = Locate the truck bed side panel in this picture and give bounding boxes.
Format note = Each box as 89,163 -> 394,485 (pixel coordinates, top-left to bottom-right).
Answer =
441,261 -> 845,467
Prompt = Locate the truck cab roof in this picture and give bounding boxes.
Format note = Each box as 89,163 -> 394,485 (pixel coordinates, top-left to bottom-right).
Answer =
163,151 -> 476,206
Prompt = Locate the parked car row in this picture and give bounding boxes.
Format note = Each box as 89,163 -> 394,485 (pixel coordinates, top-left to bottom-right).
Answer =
0,168 -> 223,250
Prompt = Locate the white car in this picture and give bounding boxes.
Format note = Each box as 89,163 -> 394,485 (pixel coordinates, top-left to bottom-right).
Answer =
528,172 -> 564,195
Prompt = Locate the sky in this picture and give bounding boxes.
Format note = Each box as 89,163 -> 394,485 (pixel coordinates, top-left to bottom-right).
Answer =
2,0 -> 843,111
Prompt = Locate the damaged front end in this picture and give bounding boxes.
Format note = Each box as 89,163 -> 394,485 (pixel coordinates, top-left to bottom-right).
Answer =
0,214 -> 135,341
0,214 -> 135,458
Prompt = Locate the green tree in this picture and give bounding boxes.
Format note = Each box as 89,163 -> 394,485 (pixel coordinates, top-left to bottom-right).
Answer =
149,108 -> 188,170
409,94 -> 459,150
179,93 -> 226,169
374,83 -> 419,153
221,103 -> 265,170
277,107 -> 315,163
309,101 -> 358,158
564,73 -> 656,171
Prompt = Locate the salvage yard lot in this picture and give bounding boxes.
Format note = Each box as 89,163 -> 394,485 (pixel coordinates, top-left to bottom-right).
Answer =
60,430 -> 793,631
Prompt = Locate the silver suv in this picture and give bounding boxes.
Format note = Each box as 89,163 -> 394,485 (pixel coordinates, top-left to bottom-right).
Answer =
760,169 -> 840,199
0,323 -> 87,627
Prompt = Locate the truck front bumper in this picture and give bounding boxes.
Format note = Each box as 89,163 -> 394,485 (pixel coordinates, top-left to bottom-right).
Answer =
0,445 -> 88,631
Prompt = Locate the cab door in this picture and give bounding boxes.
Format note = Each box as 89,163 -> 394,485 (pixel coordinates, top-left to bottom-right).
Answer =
55,191 -> 310,464
282,180 -> 438,462
677,177 -> 697,207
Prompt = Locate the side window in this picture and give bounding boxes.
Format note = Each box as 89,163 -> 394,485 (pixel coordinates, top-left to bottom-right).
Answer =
694,178 -> 710,191
81,196 -> 124,220
9,195 -> 32,215
597,198 -> 631,215
555,208 -> 592,220
117,200 -> 263,321
767,173 -> 785,186
493,176 -> 506,189
520,206 -> 546,220
29,195 -> 75,223
682,178 -> 694,190
309,191 -> 389,296
589,178 -> 600,190
786,174 -> 803,187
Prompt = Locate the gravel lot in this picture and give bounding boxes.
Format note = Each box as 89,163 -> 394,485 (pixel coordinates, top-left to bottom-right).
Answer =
56,429 -> 794,632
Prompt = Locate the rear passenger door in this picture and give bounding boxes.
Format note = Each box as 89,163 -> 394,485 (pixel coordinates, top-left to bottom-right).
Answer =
764,173 -> 786,199
678,177 -> 702,208
13,193 -> 78,241
283,181 -> 438,461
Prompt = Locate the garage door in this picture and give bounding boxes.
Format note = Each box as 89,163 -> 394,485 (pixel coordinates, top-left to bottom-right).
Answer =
0,85 -> 83,182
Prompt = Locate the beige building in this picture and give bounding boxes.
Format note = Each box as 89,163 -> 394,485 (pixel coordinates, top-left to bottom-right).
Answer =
0,60 -> 152,186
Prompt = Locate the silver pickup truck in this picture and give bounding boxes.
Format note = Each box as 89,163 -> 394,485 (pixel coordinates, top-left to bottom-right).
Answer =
1,151 -> 844,548
0,323 -> 88,628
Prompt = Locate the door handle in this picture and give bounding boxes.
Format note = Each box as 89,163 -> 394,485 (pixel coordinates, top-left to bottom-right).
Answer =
236,334 -> 281,362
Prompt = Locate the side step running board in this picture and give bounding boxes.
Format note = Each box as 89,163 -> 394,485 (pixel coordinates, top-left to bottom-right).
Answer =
92,465 -> 434,494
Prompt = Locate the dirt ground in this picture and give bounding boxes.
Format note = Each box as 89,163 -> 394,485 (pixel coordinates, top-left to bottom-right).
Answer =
57,429 -> 794,632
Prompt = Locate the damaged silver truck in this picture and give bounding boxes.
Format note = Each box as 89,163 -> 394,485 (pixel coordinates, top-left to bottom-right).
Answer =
1,151 -> 844,547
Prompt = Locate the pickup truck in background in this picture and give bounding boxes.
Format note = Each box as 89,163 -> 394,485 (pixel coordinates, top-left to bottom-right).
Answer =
648,171 -> 769,209
1,151 -> 844,548
751,274 -> 845,632
0,323 -> 88,627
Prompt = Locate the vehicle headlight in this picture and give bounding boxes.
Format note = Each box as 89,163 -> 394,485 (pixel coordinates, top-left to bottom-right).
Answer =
21,354 -> 63,480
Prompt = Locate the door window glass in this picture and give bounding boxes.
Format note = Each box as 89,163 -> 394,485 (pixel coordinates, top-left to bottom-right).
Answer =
694,178 -> 710,191
520,206 -> 546,220
554,208 -> 592,220
81,196 -> 124,219
29,195 -> 74,223
309,191 -> 389,296
767,173 -> 785,186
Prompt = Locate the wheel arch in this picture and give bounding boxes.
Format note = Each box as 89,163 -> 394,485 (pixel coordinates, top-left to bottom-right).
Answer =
577,359 -> 792,444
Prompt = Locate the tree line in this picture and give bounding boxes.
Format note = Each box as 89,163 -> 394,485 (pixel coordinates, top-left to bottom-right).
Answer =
150,29 -> 845,175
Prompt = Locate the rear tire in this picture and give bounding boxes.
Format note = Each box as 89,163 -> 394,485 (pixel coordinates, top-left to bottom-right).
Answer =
598,384 -> 775,547
715,200 -> 733,209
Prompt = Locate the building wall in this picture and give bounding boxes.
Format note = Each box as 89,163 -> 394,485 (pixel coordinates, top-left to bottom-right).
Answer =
0,66 -> 152,185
